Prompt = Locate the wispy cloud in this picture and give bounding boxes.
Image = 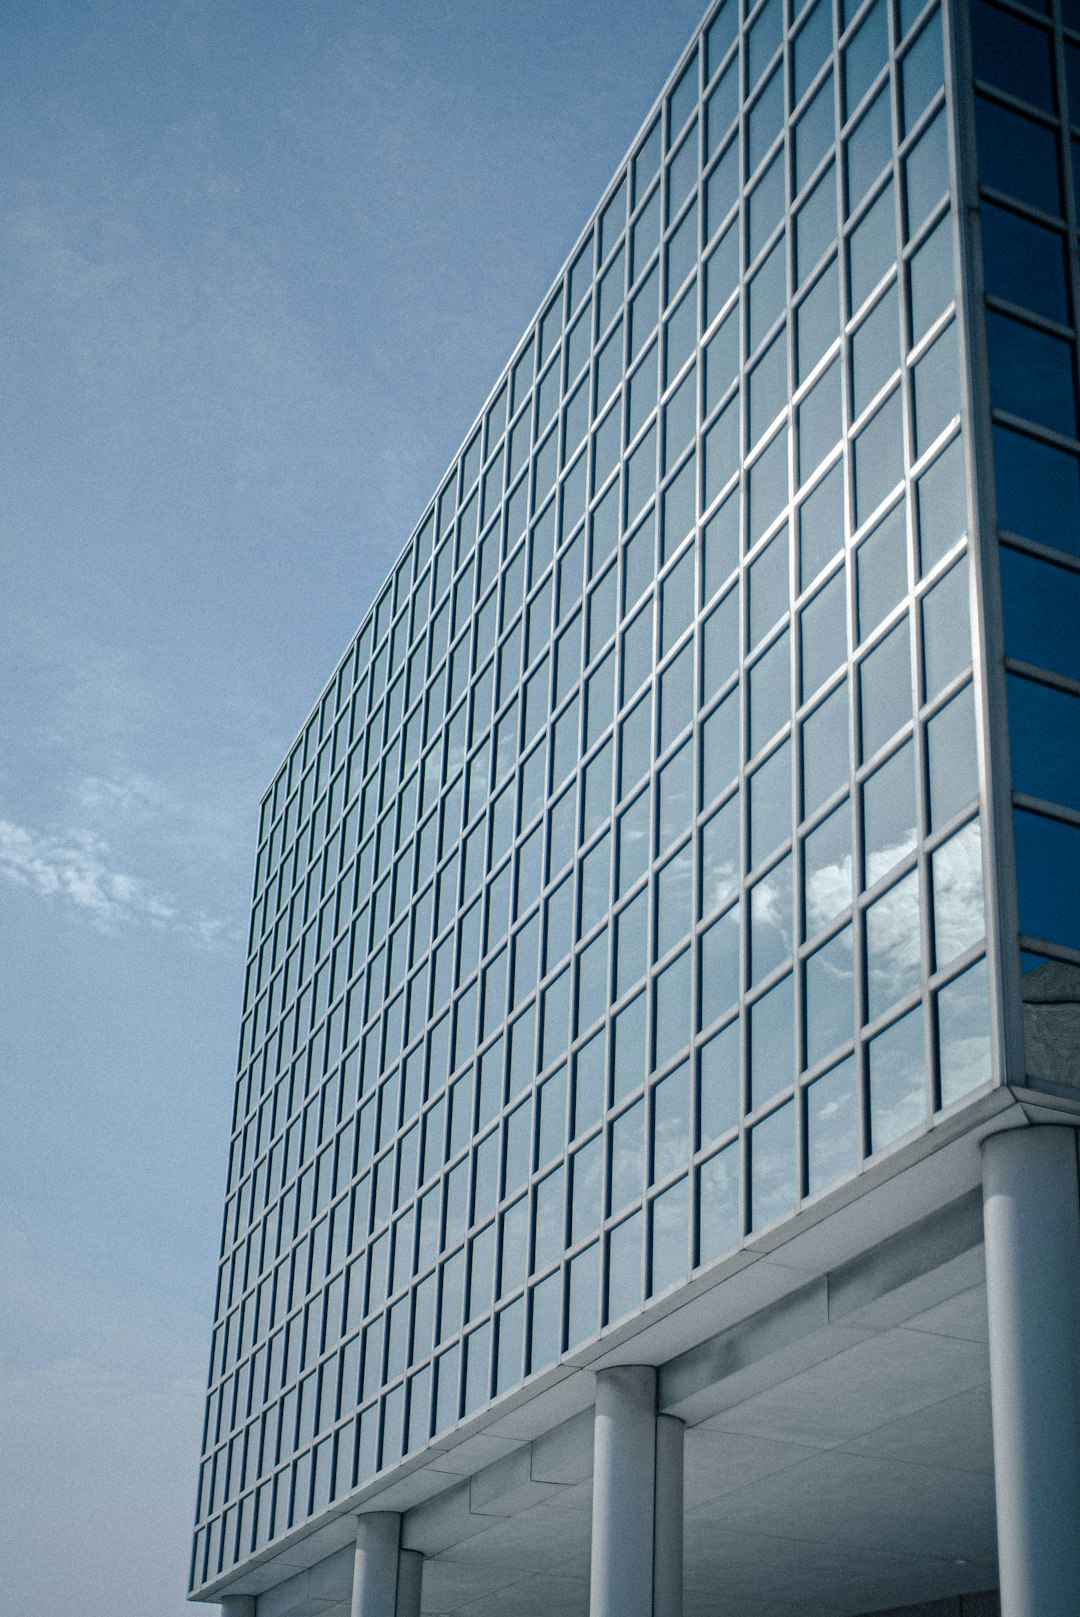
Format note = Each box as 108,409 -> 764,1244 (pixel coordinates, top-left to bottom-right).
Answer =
71,771 -> 164,816
0,815 -> 232,945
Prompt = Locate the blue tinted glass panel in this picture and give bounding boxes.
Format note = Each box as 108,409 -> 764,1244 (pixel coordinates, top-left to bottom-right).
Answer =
980,203 -> 1069,324
975,97 -> 1061,217
993,427 -> 1080,558
1014,809 -> 1080,950
971,0 -> 1056,112
1007,674 -> 1080,811
986,311 -> 1078,438
1000,546 -> 1080,680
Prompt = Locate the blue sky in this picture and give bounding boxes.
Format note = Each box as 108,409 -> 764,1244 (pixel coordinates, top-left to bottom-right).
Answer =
0,2 -> 707,1611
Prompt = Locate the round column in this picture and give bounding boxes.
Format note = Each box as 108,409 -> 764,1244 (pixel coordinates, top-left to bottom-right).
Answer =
589,1365 -> 683,1617
653,1412 -> 684,1617
982,1126 -> 1080,1616
396,1547 -> 423,1617
219,1599 -> 256,1617
351,1513 -> 402,1617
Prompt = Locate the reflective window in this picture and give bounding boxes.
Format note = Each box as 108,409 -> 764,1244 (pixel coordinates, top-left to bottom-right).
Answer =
806,1055 -> 858,1192
863,741 -> 918,886
869,1005 -> 925,1150
750,1099 -> 796,1228
865,869 -> 921,1020
805,926 -> 855,1068
975,96 -> 1061,217
1007,673 -> 1080,812
971,0 -> 1056,112
937,958 -> 992,1107
1014,808 -> 1080,951
986,310 -> 1078,438
932,819 -> 985,969
859,616 -> 911,761
926,682 -> 979,830
993,427 -> 1080,559
1000,546 -> 1080,680
981,202 -> 1069,324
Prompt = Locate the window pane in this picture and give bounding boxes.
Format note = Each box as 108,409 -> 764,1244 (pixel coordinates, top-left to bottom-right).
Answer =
866,869 -> 922,1020
913,319 -> 959,457
916,434 -> 967,575
856,501 -> 907,642
904,109 -> 949,237
650,1176 -> 690,1296
805,924 -> 855,1068
854,388 -> 904,530
869,1006 -> 926,1150
848,179 -> 896,313
749,629 -> 791,755
993,427 -> 1080,560
863,740 -> 918,886
654,948 -> 693,1068
1007,673 -> 1080,812
802,679 -> 850,813
971,0 -> 1056,112
804,799 -> 853,936
652,1061 -> 691,1181
852,283 -> 900,419
698,1141 -> 740,1261
908,210 -> 955,346
750,856 -> 794,984
932,819 -> 985,969
986,311 -> 1078,439
749,528 -> 791,648
806,1054 -> 858,1193
1014,808 -> 1080,951
750,963 -> 792,1106
750,739 -> 792,868
750,1099 -> 796,1229
1000,546 -> 1080,680
975,96 -> 1060,217
800,567 -> 847,701
927,682 -> 979,831
980,202 -> 1069,324
937,958 -> 992,1107
799,459 -> 845,589
699,1021 -> 740,1143
860,617 -> 911,761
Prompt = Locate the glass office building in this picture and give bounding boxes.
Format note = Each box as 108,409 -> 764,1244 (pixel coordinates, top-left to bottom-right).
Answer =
191,0 -> 1080,1611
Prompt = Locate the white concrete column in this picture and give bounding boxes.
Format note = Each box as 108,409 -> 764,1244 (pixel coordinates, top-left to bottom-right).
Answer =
350,1513 -> 423,1617
351,1513 -> 401,1617
219,1599 -> 255,1617
396,1547 -> 423,1617
653,1412 -> 684,1617
982,1126 -> 1080,1617
589,1365 -> 684,1617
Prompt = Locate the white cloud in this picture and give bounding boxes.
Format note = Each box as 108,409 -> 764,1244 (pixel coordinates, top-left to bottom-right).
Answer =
0,815 -> 231,945
71,771 -> 164,816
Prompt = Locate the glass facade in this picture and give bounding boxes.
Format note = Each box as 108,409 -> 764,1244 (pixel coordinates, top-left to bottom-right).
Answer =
971,0 -> 1080,969
189,0 -> 1044,1593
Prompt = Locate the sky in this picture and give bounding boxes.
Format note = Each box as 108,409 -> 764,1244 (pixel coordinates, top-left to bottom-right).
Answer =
0,3 -> 708,1612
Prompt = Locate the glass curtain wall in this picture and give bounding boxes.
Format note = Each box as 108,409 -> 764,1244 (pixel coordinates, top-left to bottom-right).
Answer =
192,0 -> 995,1593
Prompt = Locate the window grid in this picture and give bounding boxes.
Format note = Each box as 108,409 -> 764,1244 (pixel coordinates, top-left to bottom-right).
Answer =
193,0 -> 997,1592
